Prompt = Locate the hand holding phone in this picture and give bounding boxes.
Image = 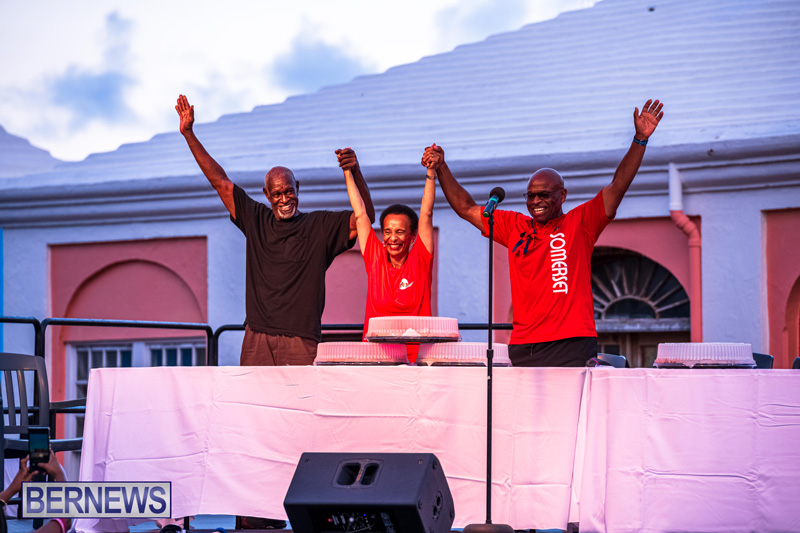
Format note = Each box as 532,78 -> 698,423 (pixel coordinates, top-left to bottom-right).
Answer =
28,427 -> 50,471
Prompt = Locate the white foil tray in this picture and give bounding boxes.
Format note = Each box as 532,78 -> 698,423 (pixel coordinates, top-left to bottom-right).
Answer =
655,342 -> 755,368
314,342 -> 409,365
417,342 -> 511,367
365,316 -> 461,342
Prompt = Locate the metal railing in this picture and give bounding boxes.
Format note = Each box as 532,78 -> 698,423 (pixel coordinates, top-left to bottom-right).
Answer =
0,316 -> 43,355
213,322 -> 513,364
39,318 -> 215,364
3,316 -> 513,366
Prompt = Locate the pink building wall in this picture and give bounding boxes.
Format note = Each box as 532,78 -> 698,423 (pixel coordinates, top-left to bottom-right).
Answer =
49,237 -> 208,412
765,209 -> 800,368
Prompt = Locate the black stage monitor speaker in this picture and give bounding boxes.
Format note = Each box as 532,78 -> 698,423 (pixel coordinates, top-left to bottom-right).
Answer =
284,452 -> 455,533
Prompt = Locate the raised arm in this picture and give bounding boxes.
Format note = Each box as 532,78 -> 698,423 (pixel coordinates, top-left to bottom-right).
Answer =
417,145 -> 438,254
602,99 -> 664,218
337,150 -> 374,254
336,148 -> 376,240
422,144 -> 483,231
176,95 -> 235,217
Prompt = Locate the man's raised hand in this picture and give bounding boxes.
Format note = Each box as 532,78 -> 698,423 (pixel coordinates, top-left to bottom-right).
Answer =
176,94 -> 195,135
633,99 -> 664,140
335,147 -> 359,171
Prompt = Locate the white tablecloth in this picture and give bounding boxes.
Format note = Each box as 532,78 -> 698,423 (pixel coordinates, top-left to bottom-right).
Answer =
576,369 -> 800,532
76,366 -> 588,531
75,367 -> 800,532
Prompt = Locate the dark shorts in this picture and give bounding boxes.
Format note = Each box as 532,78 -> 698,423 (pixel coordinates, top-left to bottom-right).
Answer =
240,325 -> 318,366
508,336 -> 598,367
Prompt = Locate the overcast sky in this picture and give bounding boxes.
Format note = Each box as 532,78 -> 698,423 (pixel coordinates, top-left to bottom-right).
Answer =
0,0 -> 596,161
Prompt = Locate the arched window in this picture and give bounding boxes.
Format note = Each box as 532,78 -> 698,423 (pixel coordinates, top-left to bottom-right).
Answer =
592,247 -> 690,367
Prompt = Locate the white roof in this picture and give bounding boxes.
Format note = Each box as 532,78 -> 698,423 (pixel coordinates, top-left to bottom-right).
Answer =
0,125 -> 61,178
3,0 -> 799,191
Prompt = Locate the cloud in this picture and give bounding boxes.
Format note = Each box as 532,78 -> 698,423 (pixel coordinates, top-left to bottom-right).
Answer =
50,68 -> 132,124
436,0 -> 528,45
271,37 -> 370,93
46,11 -> 135,126
103,11 -> 134,65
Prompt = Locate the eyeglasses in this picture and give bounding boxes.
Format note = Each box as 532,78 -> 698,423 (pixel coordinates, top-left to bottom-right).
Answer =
522,188 -> 562,201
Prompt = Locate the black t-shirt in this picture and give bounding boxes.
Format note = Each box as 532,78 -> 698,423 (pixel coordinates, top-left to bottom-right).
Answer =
231,184 -> 354,341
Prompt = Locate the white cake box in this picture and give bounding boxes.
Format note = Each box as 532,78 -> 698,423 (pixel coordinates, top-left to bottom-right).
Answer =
314,342 -> 409,365
417,342 -> 511,367
654,342 -> 755,368
365,316 -> 461,342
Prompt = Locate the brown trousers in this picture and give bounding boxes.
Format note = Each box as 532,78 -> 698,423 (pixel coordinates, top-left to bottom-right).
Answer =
239,324 -> 317,366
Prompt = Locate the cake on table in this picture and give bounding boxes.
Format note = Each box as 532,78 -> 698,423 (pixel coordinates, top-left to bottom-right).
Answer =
365,316 -> 461,341
654,342 -> 756,368
416,342 -> 511,367
314,342 -> 409,365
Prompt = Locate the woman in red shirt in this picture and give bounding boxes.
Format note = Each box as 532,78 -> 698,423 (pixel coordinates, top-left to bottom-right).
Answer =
338,147 -> 437,361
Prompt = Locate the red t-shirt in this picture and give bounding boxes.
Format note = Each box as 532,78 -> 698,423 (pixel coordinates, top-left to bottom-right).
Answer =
483,191 -> 612,344
363,231 -> 433,361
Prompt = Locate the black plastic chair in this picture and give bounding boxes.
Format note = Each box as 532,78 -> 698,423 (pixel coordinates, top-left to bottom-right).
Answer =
792,356 -> 800,369
587,353 -> 629,368
752,352 -> 774,369
1,353 -> 85,527
1,352 -> 85,464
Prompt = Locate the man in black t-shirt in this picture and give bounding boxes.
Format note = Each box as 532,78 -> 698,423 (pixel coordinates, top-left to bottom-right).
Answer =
176,94 -> 375,367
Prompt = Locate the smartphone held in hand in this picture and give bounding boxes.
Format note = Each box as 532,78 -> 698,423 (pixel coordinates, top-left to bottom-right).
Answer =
28,427 -> 50,470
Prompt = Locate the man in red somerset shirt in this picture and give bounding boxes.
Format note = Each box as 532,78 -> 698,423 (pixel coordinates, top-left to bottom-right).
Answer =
423,99 -> 664,366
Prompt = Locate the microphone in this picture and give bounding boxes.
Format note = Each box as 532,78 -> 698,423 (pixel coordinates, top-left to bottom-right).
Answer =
482,187 -> 506,218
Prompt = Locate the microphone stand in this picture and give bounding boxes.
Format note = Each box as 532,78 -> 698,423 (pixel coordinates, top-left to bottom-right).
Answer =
464,211 -> 514,533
